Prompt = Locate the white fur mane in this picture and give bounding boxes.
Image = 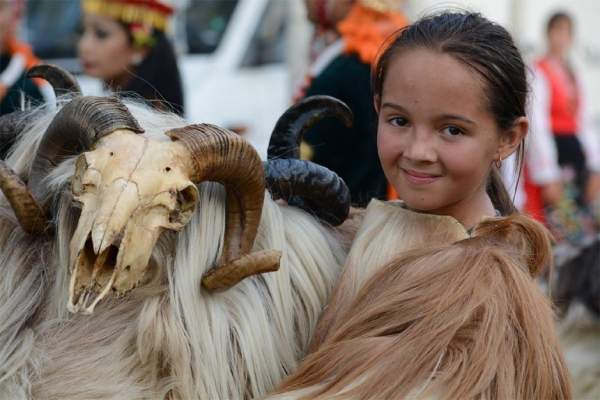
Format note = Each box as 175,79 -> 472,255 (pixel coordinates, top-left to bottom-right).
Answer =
0,99 -> 347,399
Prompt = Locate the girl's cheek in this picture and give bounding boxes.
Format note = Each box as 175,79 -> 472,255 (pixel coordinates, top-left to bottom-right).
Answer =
376,128 -> 391,163
378,127 -> 400,155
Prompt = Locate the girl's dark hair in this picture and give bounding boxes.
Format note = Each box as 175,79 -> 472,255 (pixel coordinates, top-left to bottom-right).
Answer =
373,12 -> 527,215
119,27 -> 185,116
546,11 -> 573,34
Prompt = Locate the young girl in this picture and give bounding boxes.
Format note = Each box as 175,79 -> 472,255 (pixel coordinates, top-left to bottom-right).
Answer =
269,11 -> 572,399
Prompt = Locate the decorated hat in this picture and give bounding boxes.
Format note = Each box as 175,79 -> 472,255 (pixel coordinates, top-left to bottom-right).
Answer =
82,0 -> 174,33
358,0 -> 404,12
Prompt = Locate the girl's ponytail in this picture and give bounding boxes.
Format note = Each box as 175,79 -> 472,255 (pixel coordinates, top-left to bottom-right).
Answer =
487,167 -> 517,216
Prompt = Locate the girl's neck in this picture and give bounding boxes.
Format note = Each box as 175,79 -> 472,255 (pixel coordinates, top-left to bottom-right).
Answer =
425,190 -> 496,232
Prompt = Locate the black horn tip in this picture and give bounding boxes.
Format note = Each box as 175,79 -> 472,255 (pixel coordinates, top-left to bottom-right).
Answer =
299,95 -> 353,127
28,64 -> 82,96
268,95 -> 353,160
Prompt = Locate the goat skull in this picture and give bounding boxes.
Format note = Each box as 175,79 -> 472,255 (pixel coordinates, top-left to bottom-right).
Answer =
68,130 -> 198,313
0,92 -> 353,316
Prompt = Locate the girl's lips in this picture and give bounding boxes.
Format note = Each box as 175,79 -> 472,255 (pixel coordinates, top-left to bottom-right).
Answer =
401,168 -> 441,185
82,61 -> 94,71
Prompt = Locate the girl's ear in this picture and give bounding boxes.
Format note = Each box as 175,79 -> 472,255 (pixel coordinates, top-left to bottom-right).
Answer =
496,116 -> 528,161
373,95 -> 381,114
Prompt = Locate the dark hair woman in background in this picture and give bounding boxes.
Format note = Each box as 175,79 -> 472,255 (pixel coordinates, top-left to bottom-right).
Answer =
78,0 -> 184,115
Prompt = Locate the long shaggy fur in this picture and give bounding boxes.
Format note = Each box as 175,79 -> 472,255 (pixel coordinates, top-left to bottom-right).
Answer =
270,200 -> 572,400
0,100 -> 347,399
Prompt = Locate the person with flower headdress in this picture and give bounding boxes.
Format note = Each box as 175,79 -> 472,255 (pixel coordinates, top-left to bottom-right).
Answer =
0,0 -> 49,115
299,0 -> 408,207
78,0 -> 184,115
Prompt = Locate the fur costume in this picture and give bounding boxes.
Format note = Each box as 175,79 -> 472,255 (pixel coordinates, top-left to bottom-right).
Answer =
269,200 -> 572,399
0,83 -> 353,398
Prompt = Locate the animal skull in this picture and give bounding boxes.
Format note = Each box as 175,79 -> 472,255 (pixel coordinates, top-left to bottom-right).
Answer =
0,89 -> 354,316
68,130 -> 198,313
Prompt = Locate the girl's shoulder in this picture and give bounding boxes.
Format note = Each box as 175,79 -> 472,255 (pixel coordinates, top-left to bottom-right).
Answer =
356,199 -> 469,246
348,200 -> 552,279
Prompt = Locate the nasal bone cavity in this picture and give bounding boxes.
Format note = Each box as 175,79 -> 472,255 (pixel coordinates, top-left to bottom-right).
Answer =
91,180 -> 140,255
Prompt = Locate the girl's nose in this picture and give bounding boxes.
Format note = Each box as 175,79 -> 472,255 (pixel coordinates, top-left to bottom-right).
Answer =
78,34 -> 92,57
403,128 -> 437,163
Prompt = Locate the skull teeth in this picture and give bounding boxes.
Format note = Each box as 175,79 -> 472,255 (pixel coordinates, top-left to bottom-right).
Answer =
68,271 -> 117,314
68,232 -> 122,314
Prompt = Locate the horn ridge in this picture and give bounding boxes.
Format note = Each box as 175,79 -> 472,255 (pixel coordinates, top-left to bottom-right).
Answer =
264,159 -> 350,226
0,160 -> 47,234
29,96 -> 143,204
167,123 -> 281,290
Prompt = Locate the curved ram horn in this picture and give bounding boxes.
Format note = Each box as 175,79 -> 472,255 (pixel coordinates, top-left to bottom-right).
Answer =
0,160 -> 47,234
28,64 -> 82,97
166,124 -> 282,291
29,96 -> 143,204
264,159 -> 350,226
0,65 -> 82,160
0,96 -> 142,235
267,95 -> 353,160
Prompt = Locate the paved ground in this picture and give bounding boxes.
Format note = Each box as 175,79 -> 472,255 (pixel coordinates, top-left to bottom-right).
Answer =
558,304 -> 600,400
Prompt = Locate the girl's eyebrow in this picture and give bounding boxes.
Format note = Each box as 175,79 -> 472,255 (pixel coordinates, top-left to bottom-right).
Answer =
381,102 -> 476,126
380,102 -> 407,112
437,114 -> 476,125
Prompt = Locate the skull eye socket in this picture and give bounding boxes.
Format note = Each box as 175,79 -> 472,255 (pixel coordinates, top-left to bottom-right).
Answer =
177,185 -> 197,211
72,154 -> 89,196
168,184 -> 198,225
72,153 -> 101,199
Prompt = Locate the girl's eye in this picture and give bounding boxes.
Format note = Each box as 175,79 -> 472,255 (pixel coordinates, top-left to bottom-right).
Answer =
389,117 -> 408,127
94,27 -> 110,40
442,126 -> 463,136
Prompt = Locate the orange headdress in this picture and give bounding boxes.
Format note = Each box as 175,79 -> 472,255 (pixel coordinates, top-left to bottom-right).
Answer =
338,0 -> 408,65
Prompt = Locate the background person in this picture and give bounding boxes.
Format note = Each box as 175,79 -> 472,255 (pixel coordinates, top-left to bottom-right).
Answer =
0,0 -> 46,115
78,0 -> 184,115
299,0 -> 408,207
526,11 -> 600,242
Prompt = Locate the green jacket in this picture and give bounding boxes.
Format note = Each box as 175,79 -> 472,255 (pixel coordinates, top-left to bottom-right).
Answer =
304,53 -> 387,207
0,53 -> 44,115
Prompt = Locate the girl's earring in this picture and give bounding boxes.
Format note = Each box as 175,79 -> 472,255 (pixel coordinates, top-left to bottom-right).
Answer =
494,158 -> 503,169
131,53 -> 143,66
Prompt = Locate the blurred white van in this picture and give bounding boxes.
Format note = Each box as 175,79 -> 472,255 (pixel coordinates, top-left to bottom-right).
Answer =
24,0 -> 293,158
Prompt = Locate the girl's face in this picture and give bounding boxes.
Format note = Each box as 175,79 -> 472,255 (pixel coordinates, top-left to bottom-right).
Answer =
377,48 -> 512,221
78,13 -> 135,83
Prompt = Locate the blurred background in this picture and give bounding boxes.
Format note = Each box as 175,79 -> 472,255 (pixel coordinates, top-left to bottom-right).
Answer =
15,0 -> 600,157
4,2 -> 600,397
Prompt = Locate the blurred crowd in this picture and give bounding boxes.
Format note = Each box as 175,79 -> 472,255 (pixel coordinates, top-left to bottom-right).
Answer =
1,3 -> 599,218
2,0 -> 599,219
3,0 -> 600,247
